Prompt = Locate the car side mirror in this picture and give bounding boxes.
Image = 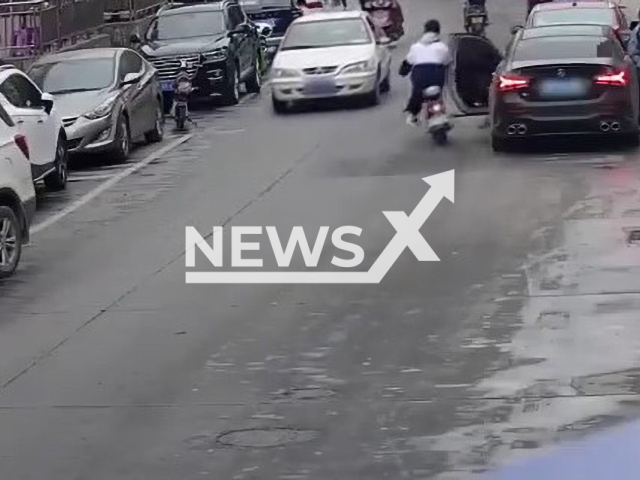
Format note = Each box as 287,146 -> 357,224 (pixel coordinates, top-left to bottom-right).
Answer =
40,92 -> 54,115
511,25 -> 523,35
631,20 -> 639,31
122,72 -> 142,86
377,37 -> 392,46
130,33 -> 141,45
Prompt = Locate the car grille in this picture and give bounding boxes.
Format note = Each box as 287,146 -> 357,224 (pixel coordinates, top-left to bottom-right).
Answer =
63,116 -> 78,127
148,54 -> 200,81
303,66 -> 338,75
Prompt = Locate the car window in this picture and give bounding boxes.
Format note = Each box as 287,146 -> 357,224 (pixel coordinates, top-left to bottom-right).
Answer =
281,19 -> 373,50
0,74 -> 42,109
532,8 -> 615,27
227,5 -> 245,29
514,36 -> 619,61
119,51 -> 144,81
149,11 -> 227,41
30,58 -> 116,93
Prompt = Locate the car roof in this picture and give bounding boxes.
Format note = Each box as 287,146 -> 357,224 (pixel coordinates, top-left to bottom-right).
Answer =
522,24 -> 612,38
293,10 -> 367,23
534,1 -> 615,11
32,48 -> 121,64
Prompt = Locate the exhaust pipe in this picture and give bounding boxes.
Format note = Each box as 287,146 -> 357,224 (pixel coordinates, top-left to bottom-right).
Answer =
611,122 -> 620,132
600,121 -> 610,132
517,124 -> 527,135
507,125 -> 517,135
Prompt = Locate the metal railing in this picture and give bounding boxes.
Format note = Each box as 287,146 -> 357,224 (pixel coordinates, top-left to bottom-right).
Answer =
104,0 -> 166,22
0,0 -> 104,62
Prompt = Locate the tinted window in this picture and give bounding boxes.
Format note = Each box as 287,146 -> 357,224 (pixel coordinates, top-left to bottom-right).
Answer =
149,11 -> 226,40
30,58 -> 116,93
118,51 -> 143,81
281,19 -> 372,50
532,8 -> 615,27
513,37 -> 619,61
227,6 -> 245,29
0,74 -> 42,109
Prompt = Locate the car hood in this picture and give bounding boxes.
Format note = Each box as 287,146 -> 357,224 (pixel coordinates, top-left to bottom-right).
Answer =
273,44 -> 376,70
142,35 -> 227,57
52,89 -> 115,118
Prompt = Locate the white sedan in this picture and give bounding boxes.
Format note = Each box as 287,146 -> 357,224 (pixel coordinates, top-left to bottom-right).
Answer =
270,11 -> 392,112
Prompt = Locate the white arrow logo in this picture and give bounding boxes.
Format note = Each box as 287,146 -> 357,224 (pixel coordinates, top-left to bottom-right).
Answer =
186,170 -> 454,284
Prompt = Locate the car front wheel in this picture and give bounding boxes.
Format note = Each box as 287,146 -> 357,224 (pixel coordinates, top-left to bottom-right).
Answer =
44,135 -> 68,191
145,103 -> 165,143
112,114 -> 131,163
0,205 -> 22,279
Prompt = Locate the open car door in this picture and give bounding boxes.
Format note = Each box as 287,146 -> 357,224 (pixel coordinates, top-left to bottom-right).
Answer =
445,33 -> 503,117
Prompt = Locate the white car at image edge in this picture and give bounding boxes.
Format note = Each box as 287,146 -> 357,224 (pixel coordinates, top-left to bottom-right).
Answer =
270,11 -> 393,112
0,100 -> 36,278
0,65 -> 67,191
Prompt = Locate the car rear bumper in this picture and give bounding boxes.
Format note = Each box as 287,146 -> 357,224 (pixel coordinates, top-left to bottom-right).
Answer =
491,96 -> 638,137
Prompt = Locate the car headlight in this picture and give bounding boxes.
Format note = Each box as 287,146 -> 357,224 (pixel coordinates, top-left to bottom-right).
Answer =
202,48 -> 227,62
83,94 -> 119,120
272,67 -> 300,78
340,59 -> 377,75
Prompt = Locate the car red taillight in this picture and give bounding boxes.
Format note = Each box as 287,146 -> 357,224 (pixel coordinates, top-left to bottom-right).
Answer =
14,134 -> 29,160
498,73 -> 530,92
595,68 -> 627,87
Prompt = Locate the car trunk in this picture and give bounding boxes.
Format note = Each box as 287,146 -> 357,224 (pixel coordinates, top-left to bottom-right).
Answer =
511,60 -> 615,102
446,33 -> 502,116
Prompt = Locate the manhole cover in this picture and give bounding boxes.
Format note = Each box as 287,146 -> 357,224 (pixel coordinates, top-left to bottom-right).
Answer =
217,428 -> 318,448
628,230 -> 640,244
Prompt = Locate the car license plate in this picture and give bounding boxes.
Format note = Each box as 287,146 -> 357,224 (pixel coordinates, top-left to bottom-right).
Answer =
539,78 -> 586,98
304,78 -> 336,95
471,16 -> 484,23
160,80 -> 174,92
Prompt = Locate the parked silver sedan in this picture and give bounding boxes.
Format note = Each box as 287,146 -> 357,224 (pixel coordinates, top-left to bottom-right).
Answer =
29,48 -> 165,162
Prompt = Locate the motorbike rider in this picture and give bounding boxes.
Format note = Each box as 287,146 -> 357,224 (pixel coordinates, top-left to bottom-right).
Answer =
172,60 -> 192,118
400,19 -> 451,126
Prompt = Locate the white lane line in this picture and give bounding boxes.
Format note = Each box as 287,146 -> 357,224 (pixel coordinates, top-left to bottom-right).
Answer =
68,174 -> 117,182
31,134 -> 193,235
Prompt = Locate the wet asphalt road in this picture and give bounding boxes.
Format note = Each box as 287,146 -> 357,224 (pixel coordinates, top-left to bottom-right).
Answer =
3,0 -> 640,478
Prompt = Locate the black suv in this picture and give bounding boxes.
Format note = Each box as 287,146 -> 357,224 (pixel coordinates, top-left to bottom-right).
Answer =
238,0 -> 302,57
137,1 -> 262,105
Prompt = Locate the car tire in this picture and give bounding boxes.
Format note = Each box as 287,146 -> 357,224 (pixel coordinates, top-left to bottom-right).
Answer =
491,134 -> 514,153
0,205 -> 22,279
222,64 -> 240,106
364,73 -> 381,106
144,103 -> 165,144
245,56 -> 262,94
112,114 -> 131,163
380,74 -> 391,93
272,96 -> 288,114
44,135 -> 68,191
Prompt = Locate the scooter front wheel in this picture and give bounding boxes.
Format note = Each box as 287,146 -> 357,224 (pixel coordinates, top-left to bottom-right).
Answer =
432,129 -> 448,145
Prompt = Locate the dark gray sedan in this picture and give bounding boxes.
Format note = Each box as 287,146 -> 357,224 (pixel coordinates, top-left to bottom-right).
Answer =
29,48 -> 164,162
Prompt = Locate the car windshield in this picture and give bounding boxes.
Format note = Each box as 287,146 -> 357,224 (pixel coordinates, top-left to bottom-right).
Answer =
532,8 -> 615,27
149,11 -> 226,40
514,36 -> 619,61
29,58 -> 115,94
281,19 -> 372,50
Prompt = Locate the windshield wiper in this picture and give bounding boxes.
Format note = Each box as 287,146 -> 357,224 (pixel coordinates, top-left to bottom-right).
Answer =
49,87 -> 101,94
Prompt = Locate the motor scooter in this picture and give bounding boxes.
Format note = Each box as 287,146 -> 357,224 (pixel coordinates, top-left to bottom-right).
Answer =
423,86 -> 451,145
172,61 -> 195,130
464,3 -> 488,35
361,0 -> 404,41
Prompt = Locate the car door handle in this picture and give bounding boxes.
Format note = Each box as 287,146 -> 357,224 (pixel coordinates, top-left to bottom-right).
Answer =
15,119 -> 24,124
